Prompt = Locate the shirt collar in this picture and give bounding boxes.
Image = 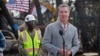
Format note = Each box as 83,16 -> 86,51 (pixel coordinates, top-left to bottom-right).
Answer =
61,23 -> 67,29
57,18 -> 69,30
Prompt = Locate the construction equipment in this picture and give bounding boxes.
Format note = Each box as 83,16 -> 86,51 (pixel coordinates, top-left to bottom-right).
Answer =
0,0 -> 18,55
1,30 -> 18,52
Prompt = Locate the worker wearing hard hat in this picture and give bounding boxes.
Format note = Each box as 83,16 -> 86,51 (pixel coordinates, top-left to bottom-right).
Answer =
18,14 -> 42,56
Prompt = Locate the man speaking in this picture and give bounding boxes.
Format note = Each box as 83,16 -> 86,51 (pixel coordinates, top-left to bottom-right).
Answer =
42,4 -> 80,56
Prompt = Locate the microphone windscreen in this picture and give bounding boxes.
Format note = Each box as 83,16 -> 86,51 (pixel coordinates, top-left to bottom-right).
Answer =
59,30 -> 63,35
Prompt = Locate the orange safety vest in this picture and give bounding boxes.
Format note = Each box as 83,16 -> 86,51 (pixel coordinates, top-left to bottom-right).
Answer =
21,30 -> 41,56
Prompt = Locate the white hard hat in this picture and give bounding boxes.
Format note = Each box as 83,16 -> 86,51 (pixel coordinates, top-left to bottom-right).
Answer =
25,14 -> 36,22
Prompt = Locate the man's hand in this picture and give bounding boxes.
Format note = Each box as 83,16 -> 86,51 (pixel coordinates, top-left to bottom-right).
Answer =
58,49 -> 72,56
65,49 -> 72,56
58,49 -> 64,56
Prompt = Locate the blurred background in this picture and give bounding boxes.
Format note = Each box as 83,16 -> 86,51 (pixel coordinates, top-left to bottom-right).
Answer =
0,0 -> 100,56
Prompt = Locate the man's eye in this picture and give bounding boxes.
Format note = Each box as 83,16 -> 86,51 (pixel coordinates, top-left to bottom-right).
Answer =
60,11 -> 63,13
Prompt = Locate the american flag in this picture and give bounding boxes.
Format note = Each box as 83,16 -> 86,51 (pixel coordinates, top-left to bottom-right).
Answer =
6,0 -> 29,12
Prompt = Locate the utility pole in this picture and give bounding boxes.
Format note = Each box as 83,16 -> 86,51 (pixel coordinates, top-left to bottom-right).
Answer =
34,0 -> 45,36
34,0 -> 44,25
56,0 -> 63,8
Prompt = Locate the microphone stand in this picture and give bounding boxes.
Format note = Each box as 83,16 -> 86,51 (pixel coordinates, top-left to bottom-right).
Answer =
61,35 -> 65,56
59,30 -> 65,56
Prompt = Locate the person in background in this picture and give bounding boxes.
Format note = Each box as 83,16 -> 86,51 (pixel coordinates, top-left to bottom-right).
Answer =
18,14 -> 42,56
0,30 -> 6,56
42,4 -> 80,56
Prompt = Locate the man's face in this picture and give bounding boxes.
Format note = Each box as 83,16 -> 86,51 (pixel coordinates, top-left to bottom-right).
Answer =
26,20 -> 36,29
58,7 -> 70,23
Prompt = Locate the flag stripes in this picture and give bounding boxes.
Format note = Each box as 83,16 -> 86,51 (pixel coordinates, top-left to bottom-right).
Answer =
6,0 -> 29,12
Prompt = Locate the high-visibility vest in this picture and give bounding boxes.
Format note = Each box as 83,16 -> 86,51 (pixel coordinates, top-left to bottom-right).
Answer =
21,30 -> 41,56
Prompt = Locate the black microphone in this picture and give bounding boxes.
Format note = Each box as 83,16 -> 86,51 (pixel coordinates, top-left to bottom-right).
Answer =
59,30 -> 65,56
59,29 -> 63,35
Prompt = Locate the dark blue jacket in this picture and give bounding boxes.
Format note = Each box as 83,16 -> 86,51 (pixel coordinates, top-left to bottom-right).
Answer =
0,31 -> 5,48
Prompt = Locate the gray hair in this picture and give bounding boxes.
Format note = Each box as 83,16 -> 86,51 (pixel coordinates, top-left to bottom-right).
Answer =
58,4 -> 70,12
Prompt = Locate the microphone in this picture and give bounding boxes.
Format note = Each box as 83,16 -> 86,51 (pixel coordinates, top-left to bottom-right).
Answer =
59,30 -> 65,56
59,29 -> 63,35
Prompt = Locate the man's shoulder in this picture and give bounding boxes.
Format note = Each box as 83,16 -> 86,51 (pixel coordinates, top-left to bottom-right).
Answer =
68,23 -> 77,30
46,22 -> 57,28
20,30 -> 27,34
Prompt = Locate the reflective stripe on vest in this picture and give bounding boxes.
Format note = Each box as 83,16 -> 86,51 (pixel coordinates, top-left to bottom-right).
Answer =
21,30 -> 40,56
25,48 -> 39,52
